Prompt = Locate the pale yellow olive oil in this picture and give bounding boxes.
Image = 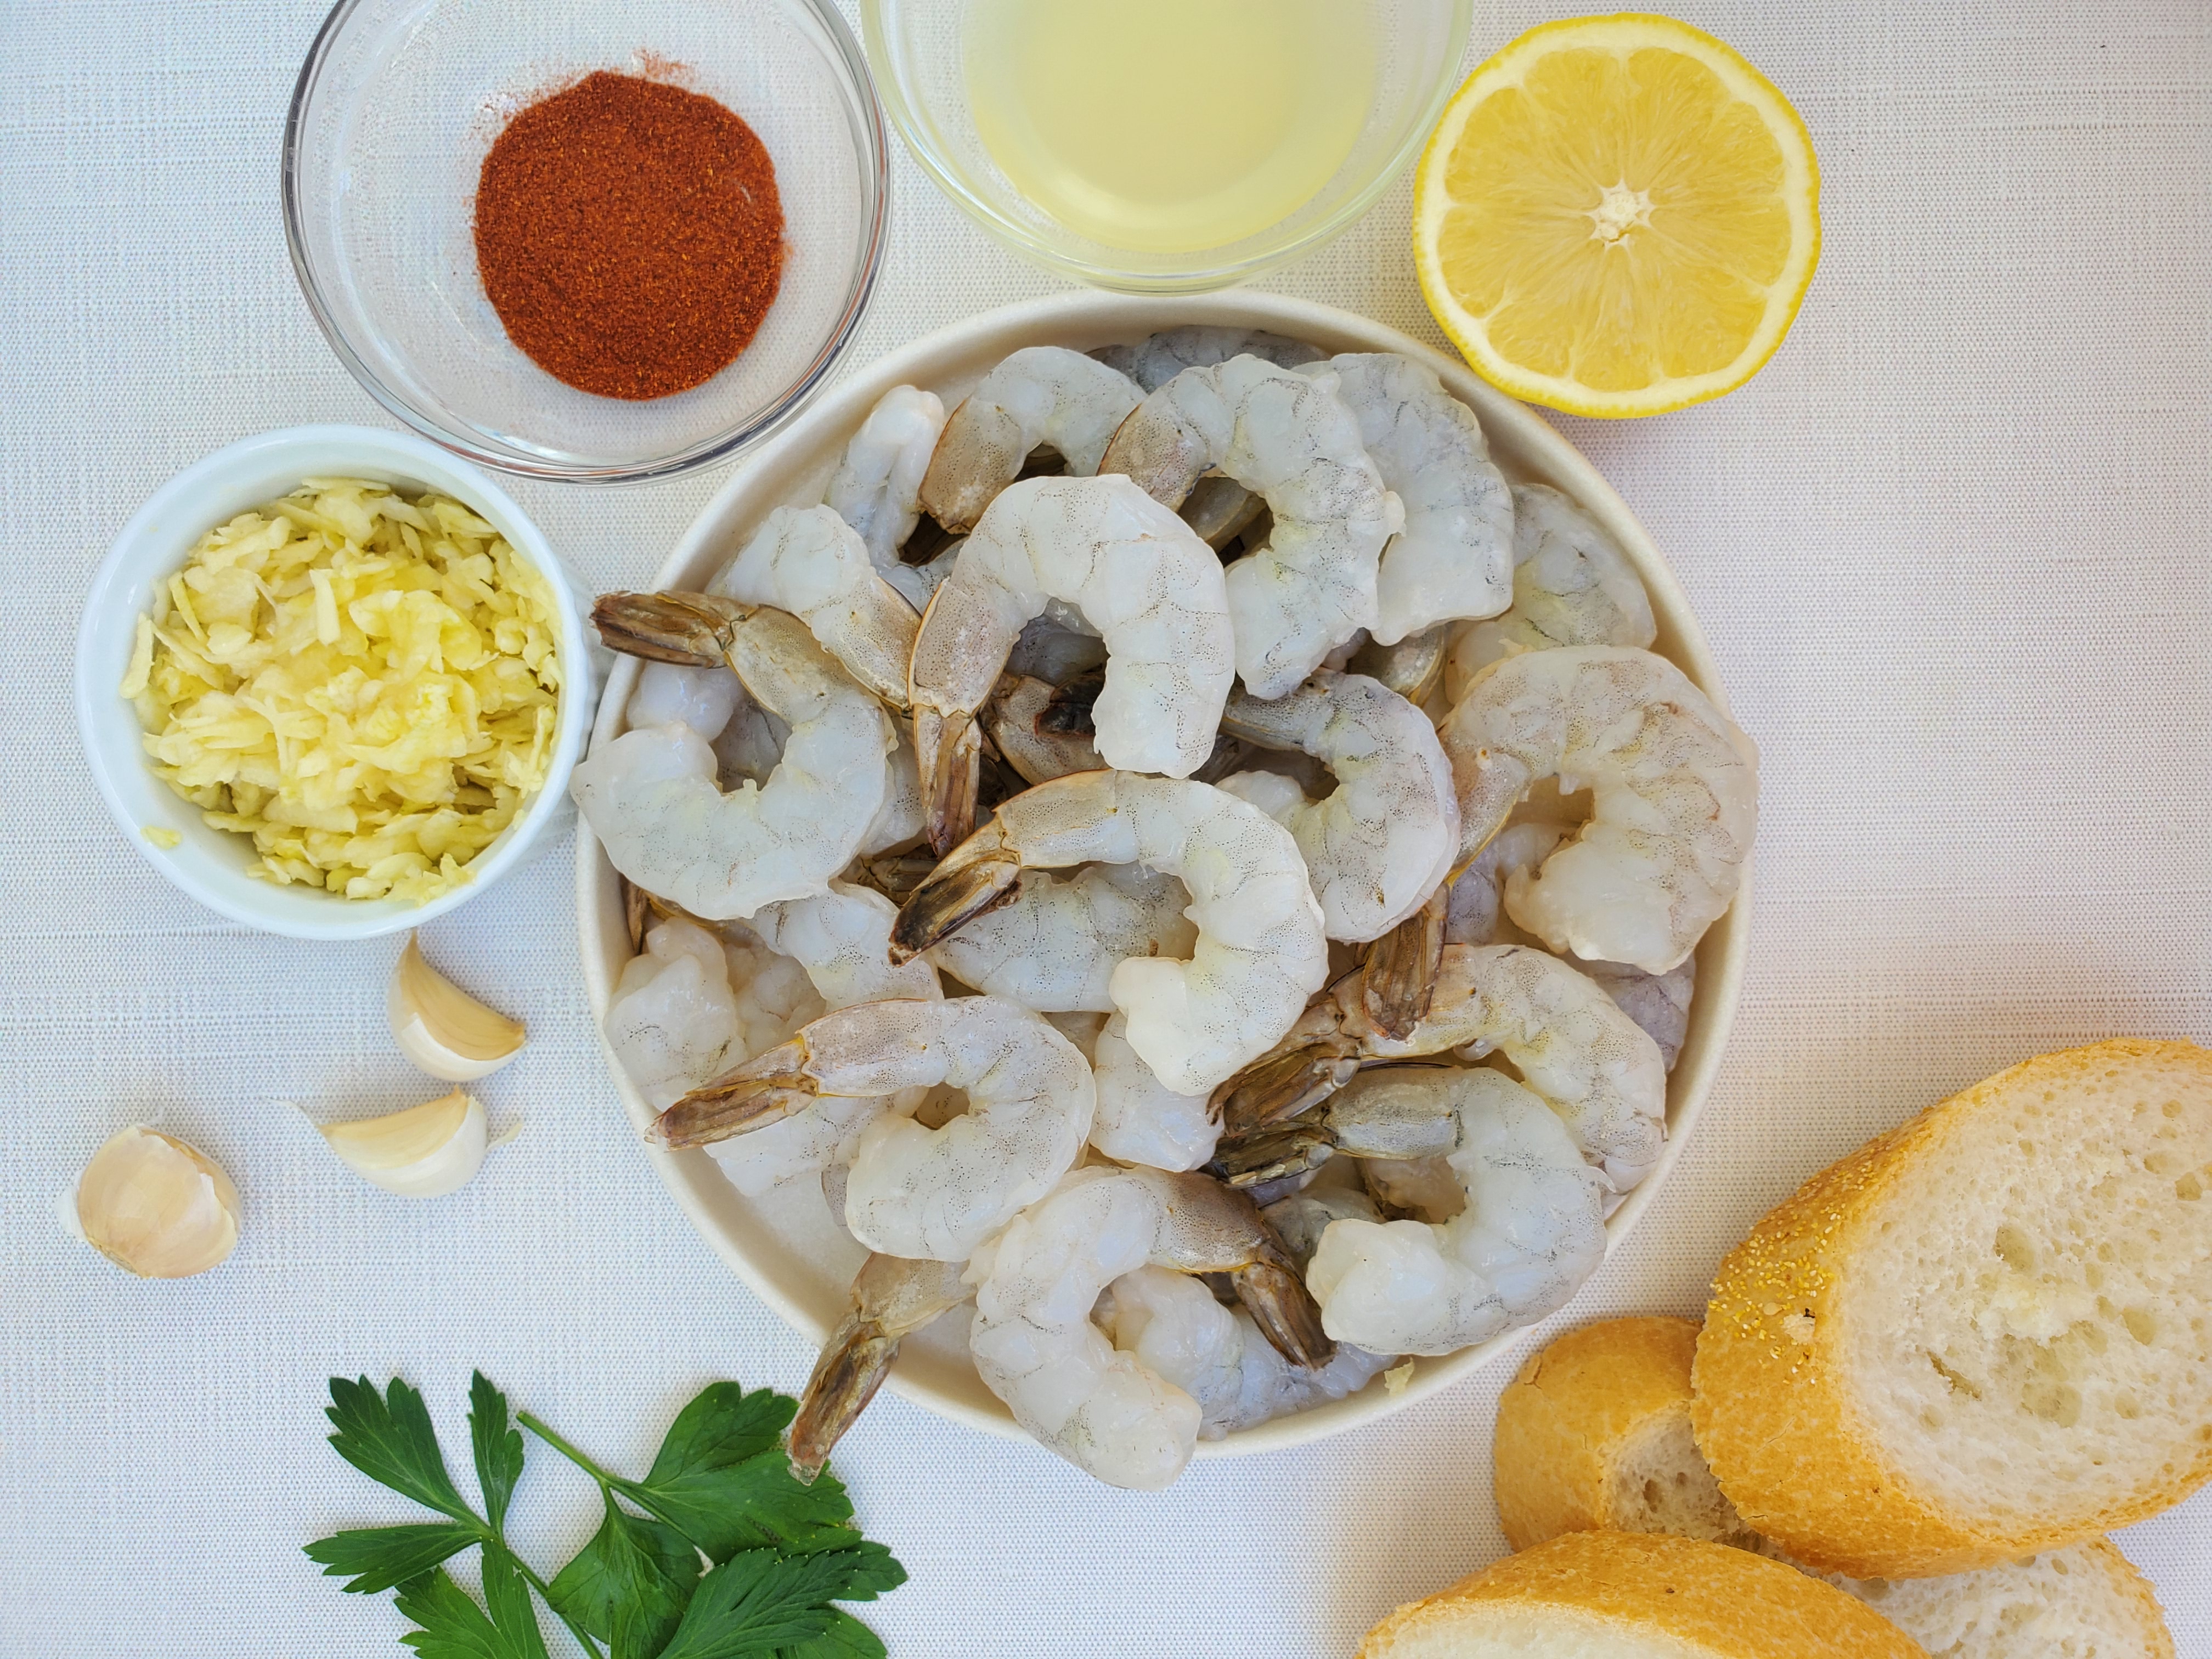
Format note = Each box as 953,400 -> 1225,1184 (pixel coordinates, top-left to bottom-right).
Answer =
964,0 -> 1378,254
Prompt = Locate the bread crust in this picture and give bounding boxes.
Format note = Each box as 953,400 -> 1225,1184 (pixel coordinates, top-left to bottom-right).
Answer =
1692,1039 -> 2212,1578
2075,1538 -> 2179,1659
1494,1317 -> 1705,1549
1359,1531 -> 1928,1659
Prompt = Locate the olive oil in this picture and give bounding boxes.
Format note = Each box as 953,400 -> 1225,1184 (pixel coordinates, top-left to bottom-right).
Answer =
964,0 -> 1378,254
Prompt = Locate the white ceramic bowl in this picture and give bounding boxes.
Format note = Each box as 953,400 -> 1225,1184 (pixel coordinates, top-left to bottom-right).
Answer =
577,293 -> 1751,1457
78,425 -> 593,941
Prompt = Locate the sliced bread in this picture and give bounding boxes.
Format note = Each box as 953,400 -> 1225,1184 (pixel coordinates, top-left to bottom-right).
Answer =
1358,1530 -> 1927,1659
1692,1039 -> 2212,1577
1494,1317 -> 2176,1659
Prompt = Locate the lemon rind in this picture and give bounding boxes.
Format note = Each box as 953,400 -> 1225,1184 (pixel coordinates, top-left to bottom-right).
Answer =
1414,13 -> 1822,419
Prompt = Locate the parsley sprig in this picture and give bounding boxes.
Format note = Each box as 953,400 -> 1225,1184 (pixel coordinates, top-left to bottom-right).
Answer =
306,1373 -> 904,1659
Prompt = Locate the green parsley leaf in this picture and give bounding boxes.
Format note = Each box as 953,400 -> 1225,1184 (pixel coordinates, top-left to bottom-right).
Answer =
652,1551 -> 858,1659
613,1385 -> 858,1559
305,1523 -> 479,1594
788,1541 -> 904,1603
481,1543 -> 554,1659
546,1494 -> 701,1659
777,1609 -> 887,1659
326,1376 -> 476,1523
469,1372 -> 526,1532
392,1570 -> 508,1659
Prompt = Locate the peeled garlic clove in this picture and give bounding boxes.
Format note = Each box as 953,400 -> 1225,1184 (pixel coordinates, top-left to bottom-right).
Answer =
389,934 -> 526,1082
321,1089 -> 491,1198
74,1125 -> 241,1278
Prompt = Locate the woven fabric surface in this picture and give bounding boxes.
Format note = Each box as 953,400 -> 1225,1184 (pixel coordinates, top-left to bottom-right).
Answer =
2,2 -> 2207,1654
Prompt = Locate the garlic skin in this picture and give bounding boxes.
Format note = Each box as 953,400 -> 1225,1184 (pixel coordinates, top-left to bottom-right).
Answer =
388,935 -> 526,1082
320,1088 -> 490,1198
74,1126 -> 241,1278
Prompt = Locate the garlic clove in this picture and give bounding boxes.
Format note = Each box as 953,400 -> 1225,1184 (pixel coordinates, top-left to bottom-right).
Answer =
320,1088 -> 491,1198
74,1125 -> 241,1278
389,934 -> 526,1082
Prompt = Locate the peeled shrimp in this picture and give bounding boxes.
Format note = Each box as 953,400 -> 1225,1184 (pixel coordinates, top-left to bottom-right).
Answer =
964,1165 -> 1331,1489
1216,943 -> 1667,1187
1443,822 -> 1695,1071
750,883 -> 943,1011
1301,354 -> 1512,645
627,659 -> 741,739
701,505 -> 919,707
918,346 -> 1143,532
825,385 -> 946,568
1444,483 -> 1657,702
572,607 -> 895,920
1439,646 -> 1757,975
1091,325 -> 1322,392
653,995 -> 1093,1261
1091,1013 -> 1219,1172
906,475 -> 1235,853
924,861 -> 1193,1013
1101,1264 -> 1393,1440
1216,669 -> 1460,943
1299,1068 -> 1609,1355
1099,355 -> 1402,699
891,771 -> 1329,1095
603,917 -> 751,1111
788,1252 -> 970,1481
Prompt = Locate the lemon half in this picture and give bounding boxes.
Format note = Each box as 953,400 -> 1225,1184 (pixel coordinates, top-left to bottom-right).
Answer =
1414,14 -> 1820,418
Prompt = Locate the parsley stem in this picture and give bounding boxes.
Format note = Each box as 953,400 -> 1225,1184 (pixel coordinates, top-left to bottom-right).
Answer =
501,1545 -> 607,1659
516,1410 -> 618,1493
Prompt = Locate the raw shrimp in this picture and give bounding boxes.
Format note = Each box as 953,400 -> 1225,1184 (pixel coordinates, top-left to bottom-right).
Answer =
964,1165 -> 1331,1488
1301,353 -> 1512,645
891,771 -> 1329,1095
1263,1183 -> 1384,1267
705,505 -> 919,707
882,537 -> 962,614
1444,483 -> 1657,702
652,995 -> 1093,1261
1216,669 -> 1460,943
788,1252 -> 970,1481
1101,1265 -> 1393,1440
750,883 -> 943,1010
1215,943 -> 1668,1187
1441,822 -> 1695,1071
1438,646 -> 1757,975
627,660 -> 741,738
1350,624 -> 1451,707
906,475 -> 1235,853
979,674 -> 1102,786
1098,355 -> 1402,698
918,346 -> 1143,531
924,860 -> 1193,1013
572,606 -> 895,919
603,917 -> 749,1111
1300,1068 -> 1609,1355
825,385 -> 946,567
1092,1012 -> 1218,1172
1091,324 -> 1322,391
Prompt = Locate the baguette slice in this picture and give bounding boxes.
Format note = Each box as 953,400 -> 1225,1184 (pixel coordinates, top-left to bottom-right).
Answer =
1694,1040 -> 2212,1577
1359,1530 -> 1926,1659
1495,1317 -> 2176,1659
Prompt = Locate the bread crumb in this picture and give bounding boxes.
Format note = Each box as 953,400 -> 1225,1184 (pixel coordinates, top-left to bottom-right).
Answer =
1384,1360 -> 1415,1395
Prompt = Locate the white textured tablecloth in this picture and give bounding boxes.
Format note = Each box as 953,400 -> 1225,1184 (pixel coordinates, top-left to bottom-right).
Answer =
2,2 -> 2207,1654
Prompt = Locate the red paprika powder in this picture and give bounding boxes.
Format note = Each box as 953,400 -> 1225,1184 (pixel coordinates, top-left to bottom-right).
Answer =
474,70 -> 785,402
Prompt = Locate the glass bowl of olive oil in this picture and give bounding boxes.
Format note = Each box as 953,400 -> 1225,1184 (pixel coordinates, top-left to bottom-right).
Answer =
862,0 -> 1472,292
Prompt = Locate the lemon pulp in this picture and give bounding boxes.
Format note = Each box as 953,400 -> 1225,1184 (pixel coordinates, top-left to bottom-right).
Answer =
965,0 -> 1376,255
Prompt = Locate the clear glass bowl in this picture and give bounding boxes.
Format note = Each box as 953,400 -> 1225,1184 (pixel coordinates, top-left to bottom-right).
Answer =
284,0 -> 889,483
861,0 -> 1472,292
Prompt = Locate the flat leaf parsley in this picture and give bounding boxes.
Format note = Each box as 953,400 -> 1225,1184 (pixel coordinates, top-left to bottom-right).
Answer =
306,1374 -> 903,1659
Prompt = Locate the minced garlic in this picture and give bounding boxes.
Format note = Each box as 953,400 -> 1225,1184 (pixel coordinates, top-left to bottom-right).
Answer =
121,478 -> 561,904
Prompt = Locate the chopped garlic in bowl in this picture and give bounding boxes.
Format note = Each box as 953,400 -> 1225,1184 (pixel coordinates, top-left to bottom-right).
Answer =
119,478 -> 562,904
76,424 -> 590,941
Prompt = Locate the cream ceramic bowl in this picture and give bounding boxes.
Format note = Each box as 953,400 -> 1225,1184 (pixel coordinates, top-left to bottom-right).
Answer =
77,425 -> 593,942
577,292 -> 1750,1458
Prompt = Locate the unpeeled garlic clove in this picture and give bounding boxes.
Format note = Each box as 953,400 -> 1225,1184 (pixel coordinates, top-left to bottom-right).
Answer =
72,1125 -> 241,1278
320,1089 -> 493,1198
389,934 -> 526,1082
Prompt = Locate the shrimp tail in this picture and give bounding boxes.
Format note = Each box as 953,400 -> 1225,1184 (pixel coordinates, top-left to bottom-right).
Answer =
1210,1028 -> 1362,1139
913,706 -> 984,856
1208,1122 -> 1337,1188
1231,1254 -> 1336,1370
786,1307 -> 899,1483
889,830 -> 1024,961
1358,884 -> 1449,1041
591,590 -> 750,665
650,1036 -> 819,1147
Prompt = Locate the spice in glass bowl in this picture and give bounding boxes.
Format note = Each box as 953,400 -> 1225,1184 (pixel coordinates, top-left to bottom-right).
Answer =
473,70 -> 786,401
